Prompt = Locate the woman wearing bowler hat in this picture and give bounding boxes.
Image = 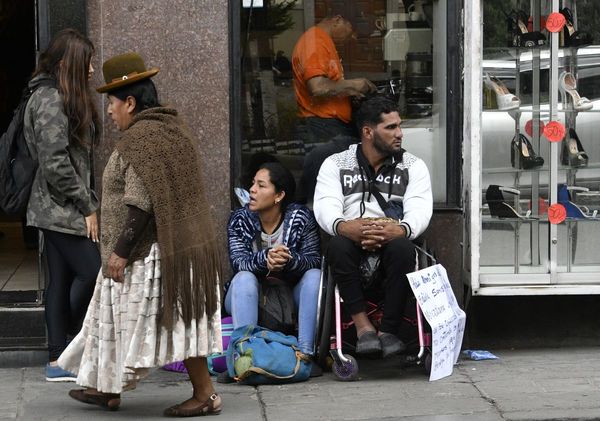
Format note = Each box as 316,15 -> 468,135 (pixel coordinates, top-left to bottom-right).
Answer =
58,52 -> 224,417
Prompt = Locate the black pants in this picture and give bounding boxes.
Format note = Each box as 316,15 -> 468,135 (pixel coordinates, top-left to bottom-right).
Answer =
327,235 -> 415,334
42,229 -> 100,361
297,117 -> 356,203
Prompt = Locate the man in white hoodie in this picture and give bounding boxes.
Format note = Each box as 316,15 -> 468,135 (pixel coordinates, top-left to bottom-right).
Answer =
313,95 -> 432,358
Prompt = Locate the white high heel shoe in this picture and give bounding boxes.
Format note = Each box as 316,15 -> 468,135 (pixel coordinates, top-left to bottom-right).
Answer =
559,71 -> 593,111
484,73 -> 520,111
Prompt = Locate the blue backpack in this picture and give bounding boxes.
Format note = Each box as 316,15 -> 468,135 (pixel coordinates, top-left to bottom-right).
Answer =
226,325 -> 311,385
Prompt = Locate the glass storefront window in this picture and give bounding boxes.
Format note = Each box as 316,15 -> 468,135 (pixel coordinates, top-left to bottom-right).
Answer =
235,0 -> 449,204
480,1 -> 600,281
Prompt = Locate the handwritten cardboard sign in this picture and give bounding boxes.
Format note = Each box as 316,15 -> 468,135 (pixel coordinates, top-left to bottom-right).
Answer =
406,264 -> 466,381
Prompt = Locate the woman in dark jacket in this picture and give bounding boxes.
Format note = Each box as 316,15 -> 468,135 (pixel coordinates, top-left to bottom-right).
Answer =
23,28 -> 101,382
226,162 -> 321,361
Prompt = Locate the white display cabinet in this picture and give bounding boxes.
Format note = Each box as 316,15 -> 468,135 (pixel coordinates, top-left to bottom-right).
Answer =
464,0 -> 600,296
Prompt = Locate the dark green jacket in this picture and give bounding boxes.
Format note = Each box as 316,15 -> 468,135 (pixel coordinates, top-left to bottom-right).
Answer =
24,74 -> 98,236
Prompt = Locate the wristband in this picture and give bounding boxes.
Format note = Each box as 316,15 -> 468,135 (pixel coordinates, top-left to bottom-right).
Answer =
333,218 -> 345,235
399,222 -> 412,239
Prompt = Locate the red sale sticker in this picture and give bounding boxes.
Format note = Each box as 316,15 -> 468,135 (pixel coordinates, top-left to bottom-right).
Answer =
545,12 -> 566,33
529,198 -> 549,215
543,121 -> 566,142
527,16 -> 548,32
525,119 -> 545,137
548,203 -> 566,224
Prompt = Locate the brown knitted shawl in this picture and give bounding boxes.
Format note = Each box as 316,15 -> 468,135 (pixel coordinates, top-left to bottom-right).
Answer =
116,107 -> 221,329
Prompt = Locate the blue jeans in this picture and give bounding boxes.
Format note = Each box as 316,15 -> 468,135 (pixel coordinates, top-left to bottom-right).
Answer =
224,269 -> 321,355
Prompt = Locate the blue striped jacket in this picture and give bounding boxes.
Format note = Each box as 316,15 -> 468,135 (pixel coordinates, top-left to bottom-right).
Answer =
226,203 -> 321,286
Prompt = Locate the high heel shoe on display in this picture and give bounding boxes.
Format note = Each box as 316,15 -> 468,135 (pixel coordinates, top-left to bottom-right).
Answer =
558,184 -> 598,219
486,185 -> 532,219
561,128 -> 588,167
560,7 -> 592,48
484,73 -> 520,110
511,133 -> 544,170
506,9 -> 546,48
558,71 -> 593,111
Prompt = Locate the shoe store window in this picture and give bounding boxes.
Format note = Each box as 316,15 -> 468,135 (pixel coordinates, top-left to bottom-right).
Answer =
465,0 -> 600,295
230,0 -> 461,207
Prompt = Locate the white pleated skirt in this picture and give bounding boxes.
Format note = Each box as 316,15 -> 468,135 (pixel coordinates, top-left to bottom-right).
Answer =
58,244 -> 222,394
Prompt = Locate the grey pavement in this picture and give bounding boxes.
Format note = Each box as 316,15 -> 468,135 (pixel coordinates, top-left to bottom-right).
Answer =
1,347 -> 600,420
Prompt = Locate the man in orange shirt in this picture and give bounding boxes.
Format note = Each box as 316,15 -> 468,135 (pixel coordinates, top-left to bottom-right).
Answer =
292,15 -> 376,203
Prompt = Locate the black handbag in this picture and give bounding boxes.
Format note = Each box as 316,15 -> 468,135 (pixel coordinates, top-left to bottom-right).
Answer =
258,276 -> 297,335
371,188 -> 404,220
360,189 -> 404,288
359,252 -> 382,290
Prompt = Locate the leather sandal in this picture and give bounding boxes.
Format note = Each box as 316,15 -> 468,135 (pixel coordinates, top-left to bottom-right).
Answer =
163,393 -> 222,417
68,388 -> 121,411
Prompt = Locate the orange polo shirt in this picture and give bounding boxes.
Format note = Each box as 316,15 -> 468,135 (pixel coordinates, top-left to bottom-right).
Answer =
292,26 -> 352,123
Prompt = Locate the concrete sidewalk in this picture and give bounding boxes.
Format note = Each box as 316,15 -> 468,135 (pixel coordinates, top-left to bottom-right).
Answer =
1,347 -> 599,420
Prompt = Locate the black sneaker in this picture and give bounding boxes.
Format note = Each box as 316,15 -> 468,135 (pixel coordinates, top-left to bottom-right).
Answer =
355,331 -> 382,355
379,333 -> 406,358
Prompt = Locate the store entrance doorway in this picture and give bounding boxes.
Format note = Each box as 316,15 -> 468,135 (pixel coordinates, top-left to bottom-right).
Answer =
0,0 -> 40,304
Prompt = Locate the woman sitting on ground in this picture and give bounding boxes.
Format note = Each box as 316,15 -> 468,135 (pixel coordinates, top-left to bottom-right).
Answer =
225,162 -> 321,375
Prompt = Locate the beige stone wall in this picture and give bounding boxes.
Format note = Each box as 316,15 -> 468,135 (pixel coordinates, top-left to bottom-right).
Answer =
87,0 -> 231,258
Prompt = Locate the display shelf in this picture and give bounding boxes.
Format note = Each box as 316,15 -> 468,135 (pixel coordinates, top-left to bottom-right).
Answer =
482,215 -> 544,222
483,215 -> 600,223
483,163 -> 600,174
558,163 -> 600,171
482,108 -> 549,113
557,108 -> 600,113
468,0 -> 600,295
483,166 -> 550,174
482,107 -> 600,113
